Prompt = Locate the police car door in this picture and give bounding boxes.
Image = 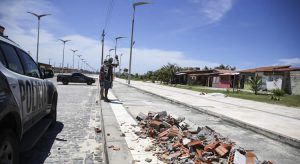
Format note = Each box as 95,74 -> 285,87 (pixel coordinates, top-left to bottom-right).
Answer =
0,41 -> 33,131
0,41 -> 46,131
16,49 -> 48,127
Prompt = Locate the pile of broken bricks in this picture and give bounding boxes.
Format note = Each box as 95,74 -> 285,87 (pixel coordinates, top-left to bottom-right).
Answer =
135,111 -> 273,164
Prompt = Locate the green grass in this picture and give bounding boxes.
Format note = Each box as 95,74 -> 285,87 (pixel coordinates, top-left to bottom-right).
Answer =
174,85 -> 300,108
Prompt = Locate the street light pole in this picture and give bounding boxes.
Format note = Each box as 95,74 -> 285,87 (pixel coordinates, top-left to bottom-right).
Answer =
27,12 -> 50,63
71,49 -> 78,69
128,2 -> 150,84
59,39 -> 71,73
77,55 -> 82,71
115,36 -> 125,74
101,30 -> 105,65
108,49 -> 115,58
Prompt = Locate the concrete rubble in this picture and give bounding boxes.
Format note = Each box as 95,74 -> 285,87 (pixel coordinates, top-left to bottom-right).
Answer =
135,111 -> 273,164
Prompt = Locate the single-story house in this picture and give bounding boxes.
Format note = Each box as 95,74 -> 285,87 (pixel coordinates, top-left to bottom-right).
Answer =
239,65 -> 300,95
176,69 -> 239,89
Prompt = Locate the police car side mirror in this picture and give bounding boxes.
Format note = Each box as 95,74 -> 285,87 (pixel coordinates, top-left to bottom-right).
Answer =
43,70 -> 54,79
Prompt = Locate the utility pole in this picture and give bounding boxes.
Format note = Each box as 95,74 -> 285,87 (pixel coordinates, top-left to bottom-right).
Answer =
101,30 -> 105,65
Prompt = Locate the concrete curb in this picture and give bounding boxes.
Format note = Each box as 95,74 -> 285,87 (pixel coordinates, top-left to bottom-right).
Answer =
119,81 -> 300,149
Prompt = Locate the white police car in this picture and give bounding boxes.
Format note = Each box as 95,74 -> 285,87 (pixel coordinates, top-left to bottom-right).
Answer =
0,30 -> 57,164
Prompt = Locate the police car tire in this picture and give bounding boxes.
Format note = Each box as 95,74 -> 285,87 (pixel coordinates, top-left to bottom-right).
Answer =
87,82 -> 92,85
0,129 -> 19,164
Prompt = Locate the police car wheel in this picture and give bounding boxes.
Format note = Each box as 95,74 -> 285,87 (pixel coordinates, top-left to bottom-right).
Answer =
0,129 -> 19,164
87,82 -> 92,85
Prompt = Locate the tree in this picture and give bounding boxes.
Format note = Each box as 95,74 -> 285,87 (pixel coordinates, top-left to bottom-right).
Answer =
214,64 -> 236,70
123,68 -> 128,73
203,66 -> 210,70
215,64 -> 226,69
161,63 -> 180,84
249,74 -> 262,95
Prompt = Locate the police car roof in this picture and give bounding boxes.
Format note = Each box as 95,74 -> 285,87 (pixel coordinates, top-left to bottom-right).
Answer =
0,35 -> 22,50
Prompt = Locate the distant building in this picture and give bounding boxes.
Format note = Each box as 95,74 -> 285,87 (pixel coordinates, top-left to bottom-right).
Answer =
176,69 -> 239,89
239,65 -> 300,95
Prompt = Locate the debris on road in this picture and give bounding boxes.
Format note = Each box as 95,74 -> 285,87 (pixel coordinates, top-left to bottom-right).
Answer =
134,111 -> 272,164
145,158 -> 152,163
108,145 -> 121,151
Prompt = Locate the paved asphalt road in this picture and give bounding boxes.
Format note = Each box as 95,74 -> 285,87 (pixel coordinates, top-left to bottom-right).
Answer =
111,81 -> 300,164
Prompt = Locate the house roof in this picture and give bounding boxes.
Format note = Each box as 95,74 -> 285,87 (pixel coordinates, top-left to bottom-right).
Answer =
178,69 -> 237,76
239,65 -> 297,73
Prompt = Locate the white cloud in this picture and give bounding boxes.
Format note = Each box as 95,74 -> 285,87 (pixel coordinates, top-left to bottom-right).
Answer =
195,0 -> 233,24
171,0 -> 233,33
278,58 -> 300,66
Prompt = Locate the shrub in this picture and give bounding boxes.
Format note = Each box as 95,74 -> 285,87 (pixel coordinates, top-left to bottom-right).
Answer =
249,75 -> 262,95
272,89 -> 285,97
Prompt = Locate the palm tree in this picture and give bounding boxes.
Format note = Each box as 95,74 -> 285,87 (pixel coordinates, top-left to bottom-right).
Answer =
163,63 -> 180,84
249,74 -> 262,95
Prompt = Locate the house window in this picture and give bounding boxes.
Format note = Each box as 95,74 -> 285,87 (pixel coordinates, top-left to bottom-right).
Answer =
268,77 -> 273,81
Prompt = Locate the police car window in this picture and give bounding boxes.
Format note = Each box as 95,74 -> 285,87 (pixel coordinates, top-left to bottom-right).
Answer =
17,49 -> 40,78
0,48 -> 7,67
0,42 -> 24,74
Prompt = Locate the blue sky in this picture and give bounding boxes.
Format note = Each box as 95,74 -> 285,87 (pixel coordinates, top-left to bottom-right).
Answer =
0,0 -> 300,73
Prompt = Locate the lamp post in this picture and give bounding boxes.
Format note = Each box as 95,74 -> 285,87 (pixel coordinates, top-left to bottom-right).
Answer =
128,2 -> 150,84
108,49 -> 115,58
59,39 -> 71,73
27,12 -> 50,63
77,54 -> 82,71
81,59 -> 85,70
48,58 -> 51,65
71,49 -> 78,69
115,37 -> 125,74
115,36 -> 125,59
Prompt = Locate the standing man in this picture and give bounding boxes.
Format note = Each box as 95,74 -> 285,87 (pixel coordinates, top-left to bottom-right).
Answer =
100,57 -> 119,102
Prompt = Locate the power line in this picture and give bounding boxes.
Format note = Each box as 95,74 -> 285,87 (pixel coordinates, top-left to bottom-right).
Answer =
103,0 -> 115,31
106,33 -> 116,43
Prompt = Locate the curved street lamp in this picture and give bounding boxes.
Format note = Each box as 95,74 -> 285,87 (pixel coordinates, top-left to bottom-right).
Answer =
59,39 -> 71,73
128,2 -> 150,84
27,12 -> 51,63
77,54 -> 82,70
115,36 -> 126,58
108,48 -> 115,58
71,49 -> 78,69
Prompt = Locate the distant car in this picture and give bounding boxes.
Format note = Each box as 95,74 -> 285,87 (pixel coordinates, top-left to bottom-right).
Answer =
57,73 -> 96,85
0,34 -> 57,163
